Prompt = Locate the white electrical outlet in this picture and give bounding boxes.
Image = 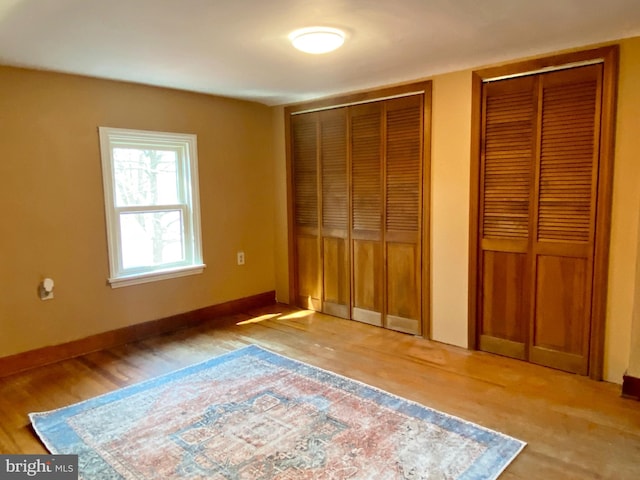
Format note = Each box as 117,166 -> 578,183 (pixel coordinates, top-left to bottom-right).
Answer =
40,278 -> 55,300
237,251 -> 245,265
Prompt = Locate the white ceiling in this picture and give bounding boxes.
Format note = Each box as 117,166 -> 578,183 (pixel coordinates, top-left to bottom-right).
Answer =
1,0 -> 640,106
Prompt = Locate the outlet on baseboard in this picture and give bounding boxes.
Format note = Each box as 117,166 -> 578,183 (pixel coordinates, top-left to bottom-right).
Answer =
237,251 -> 245,265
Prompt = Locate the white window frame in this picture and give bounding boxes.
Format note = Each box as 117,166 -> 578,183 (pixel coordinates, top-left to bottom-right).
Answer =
98,127 -> 205,288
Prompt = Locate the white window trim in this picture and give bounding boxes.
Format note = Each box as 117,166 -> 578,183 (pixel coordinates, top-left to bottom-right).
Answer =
99,127 -> 205,288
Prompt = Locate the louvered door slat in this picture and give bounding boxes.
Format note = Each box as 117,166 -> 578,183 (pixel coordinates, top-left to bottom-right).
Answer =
386,97 -> 422,232
292,116 -> 318,228
481,81 -> 535,240
537,77 -> 598,243
352,106 -> 382,232
321,110 -> 348,230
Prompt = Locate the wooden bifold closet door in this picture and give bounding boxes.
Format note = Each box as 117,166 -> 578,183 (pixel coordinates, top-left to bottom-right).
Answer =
478,64 -> 604,375
290,93 -> 425,335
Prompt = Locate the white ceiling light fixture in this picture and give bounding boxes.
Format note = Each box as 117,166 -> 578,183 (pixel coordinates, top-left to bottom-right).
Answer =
289,27 -> 346,54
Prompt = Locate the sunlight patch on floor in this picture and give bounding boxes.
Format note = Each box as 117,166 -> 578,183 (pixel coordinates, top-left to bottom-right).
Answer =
236,309 -> 315,325
278,310 -> 314,320
236,313 -> 282,325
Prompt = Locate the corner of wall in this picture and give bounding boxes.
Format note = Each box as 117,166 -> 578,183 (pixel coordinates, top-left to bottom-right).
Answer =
271,105 -> 290,304
603,36 -> 640,383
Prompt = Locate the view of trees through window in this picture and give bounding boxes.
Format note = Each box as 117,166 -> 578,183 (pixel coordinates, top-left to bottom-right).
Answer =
113,148 -> 185,269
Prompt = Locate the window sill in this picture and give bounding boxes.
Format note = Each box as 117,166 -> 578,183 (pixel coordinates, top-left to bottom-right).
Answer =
108,264 -> 206,288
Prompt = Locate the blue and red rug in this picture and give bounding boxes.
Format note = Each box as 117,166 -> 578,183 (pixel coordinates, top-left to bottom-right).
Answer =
31,345 -> 525,479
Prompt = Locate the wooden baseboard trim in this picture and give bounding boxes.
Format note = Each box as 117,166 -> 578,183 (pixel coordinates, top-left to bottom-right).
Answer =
0,291 -> 276,378
622,373 -> 640,400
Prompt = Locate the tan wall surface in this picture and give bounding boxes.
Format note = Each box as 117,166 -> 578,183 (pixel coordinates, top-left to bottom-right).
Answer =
0,67 -> 275,359
627,205 -> 640,378
608,37 -> 640,380
430,70 -> 472,348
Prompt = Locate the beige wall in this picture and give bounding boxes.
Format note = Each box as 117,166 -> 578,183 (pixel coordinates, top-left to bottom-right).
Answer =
628,206 -> 640,378
273,36 -> 640,384
430,71 -> 472,347
610,37 -> 640,379
0,67 -> 275,359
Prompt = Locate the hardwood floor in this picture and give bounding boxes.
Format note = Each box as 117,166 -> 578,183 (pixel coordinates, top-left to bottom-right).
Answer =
1,303 -> 638,479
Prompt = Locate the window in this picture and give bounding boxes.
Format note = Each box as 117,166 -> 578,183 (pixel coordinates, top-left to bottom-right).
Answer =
99,127 -> 205,287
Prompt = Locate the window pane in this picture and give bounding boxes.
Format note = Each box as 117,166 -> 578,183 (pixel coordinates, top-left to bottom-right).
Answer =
120,211 -> 184,269
113,148 -> 179,206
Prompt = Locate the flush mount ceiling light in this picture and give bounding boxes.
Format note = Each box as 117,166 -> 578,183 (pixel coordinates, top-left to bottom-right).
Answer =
289,27 -> 346,54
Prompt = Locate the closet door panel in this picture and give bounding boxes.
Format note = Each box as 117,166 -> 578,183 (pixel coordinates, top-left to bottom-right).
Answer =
323,236 -> 349,318
292,114 -> 321,310
296,234 -> 321,310
384,96 -> 423,335
352,240 -> 383,326
479,250 -> 527,359
530,255 -> 589,373
478,76 -> 536,357
386,242 -> 420,333
529,65 -> 601,374
320,109 -> 349,318
351,103 -> 383,325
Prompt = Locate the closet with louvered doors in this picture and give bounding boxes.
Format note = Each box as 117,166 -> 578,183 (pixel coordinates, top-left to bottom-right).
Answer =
478,64 -> 605,374
289,91 -> 426,335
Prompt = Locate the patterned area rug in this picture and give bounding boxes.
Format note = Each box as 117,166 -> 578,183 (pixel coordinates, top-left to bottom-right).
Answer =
31,345 -> 525,479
